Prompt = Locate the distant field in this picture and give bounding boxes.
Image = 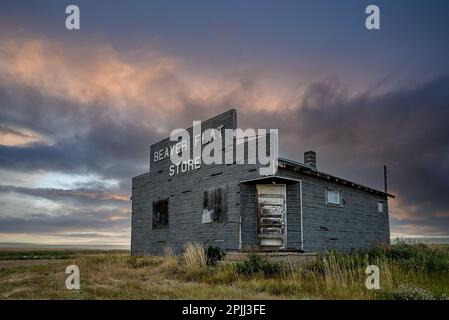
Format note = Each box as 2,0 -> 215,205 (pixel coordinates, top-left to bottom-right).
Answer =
0,243 -> 448,300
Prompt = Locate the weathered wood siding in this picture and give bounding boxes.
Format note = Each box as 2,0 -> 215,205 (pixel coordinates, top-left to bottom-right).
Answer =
275,167 -> 390,252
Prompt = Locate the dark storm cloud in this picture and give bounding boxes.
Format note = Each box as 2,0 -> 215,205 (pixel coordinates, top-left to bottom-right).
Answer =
294,76 -> 449,217
47,232 -> 121,239
0,184 -> 129,206
0,125 -> 32,137
0,82 -> 156,189
0,83 -> 76,137
0,208 -> 129,234
393,216 -> 449,237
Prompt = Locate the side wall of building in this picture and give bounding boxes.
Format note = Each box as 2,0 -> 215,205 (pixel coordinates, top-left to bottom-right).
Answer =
276,168 -> 390,252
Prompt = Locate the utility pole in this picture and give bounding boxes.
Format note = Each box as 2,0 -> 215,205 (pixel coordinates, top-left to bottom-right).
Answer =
384,165 -> 388,193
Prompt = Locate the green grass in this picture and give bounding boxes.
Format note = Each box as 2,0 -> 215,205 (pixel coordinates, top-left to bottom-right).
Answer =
234,252 -> 283,276
0,249 -> 126,260
0,243 -> 448,300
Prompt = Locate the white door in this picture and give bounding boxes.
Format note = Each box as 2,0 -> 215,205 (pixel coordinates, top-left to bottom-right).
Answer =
256,184 -> 286,250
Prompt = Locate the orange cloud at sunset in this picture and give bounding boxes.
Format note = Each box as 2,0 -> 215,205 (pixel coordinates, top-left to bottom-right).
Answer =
0,126 -> 49,146
0,36 -> 295,126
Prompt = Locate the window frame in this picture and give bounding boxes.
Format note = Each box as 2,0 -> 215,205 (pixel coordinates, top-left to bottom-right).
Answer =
325,189 -> 342,206
377,201 -> 384,214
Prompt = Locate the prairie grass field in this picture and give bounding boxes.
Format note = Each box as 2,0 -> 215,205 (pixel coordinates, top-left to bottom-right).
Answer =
0,242 -> 448,300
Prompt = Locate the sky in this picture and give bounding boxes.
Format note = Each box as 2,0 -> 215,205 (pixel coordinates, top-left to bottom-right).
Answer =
0,0 -> 449,247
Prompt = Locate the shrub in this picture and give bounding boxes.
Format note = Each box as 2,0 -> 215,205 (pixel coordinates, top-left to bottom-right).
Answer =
205,246 -> 225,266
235,253 -> 282,276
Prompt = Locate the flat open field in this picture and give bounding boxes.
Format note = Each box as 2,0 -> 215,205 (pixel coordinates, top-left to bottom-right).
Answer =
0,243 -> 448,299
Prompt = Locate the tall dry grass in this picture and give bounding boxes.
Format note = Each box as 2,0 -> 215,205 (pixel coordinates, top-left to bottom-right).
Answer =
2,243 -> 447,299
183,242 -> 207,270
313,251 -> 395,298
156,245 -> 179,274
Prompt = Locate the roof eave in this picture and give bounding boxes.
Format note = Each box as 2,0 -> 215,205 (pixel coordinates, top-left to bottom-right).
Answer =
278,157 -> 395,198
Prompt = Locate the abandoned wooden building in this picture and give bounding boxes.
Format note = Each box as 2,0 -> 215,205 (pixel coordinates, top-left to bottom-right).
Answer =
131,109 -> 393,255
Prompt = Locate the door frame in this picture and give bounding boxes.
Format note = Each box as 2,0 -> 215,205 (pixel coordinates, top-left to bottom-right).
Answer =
256,183 -> 287,250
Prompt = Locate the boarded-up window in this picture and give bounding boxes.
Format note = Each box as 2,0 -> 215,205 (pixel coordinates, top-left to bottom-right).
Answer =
153,198 -> 169,228
202,186 -> 227,223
